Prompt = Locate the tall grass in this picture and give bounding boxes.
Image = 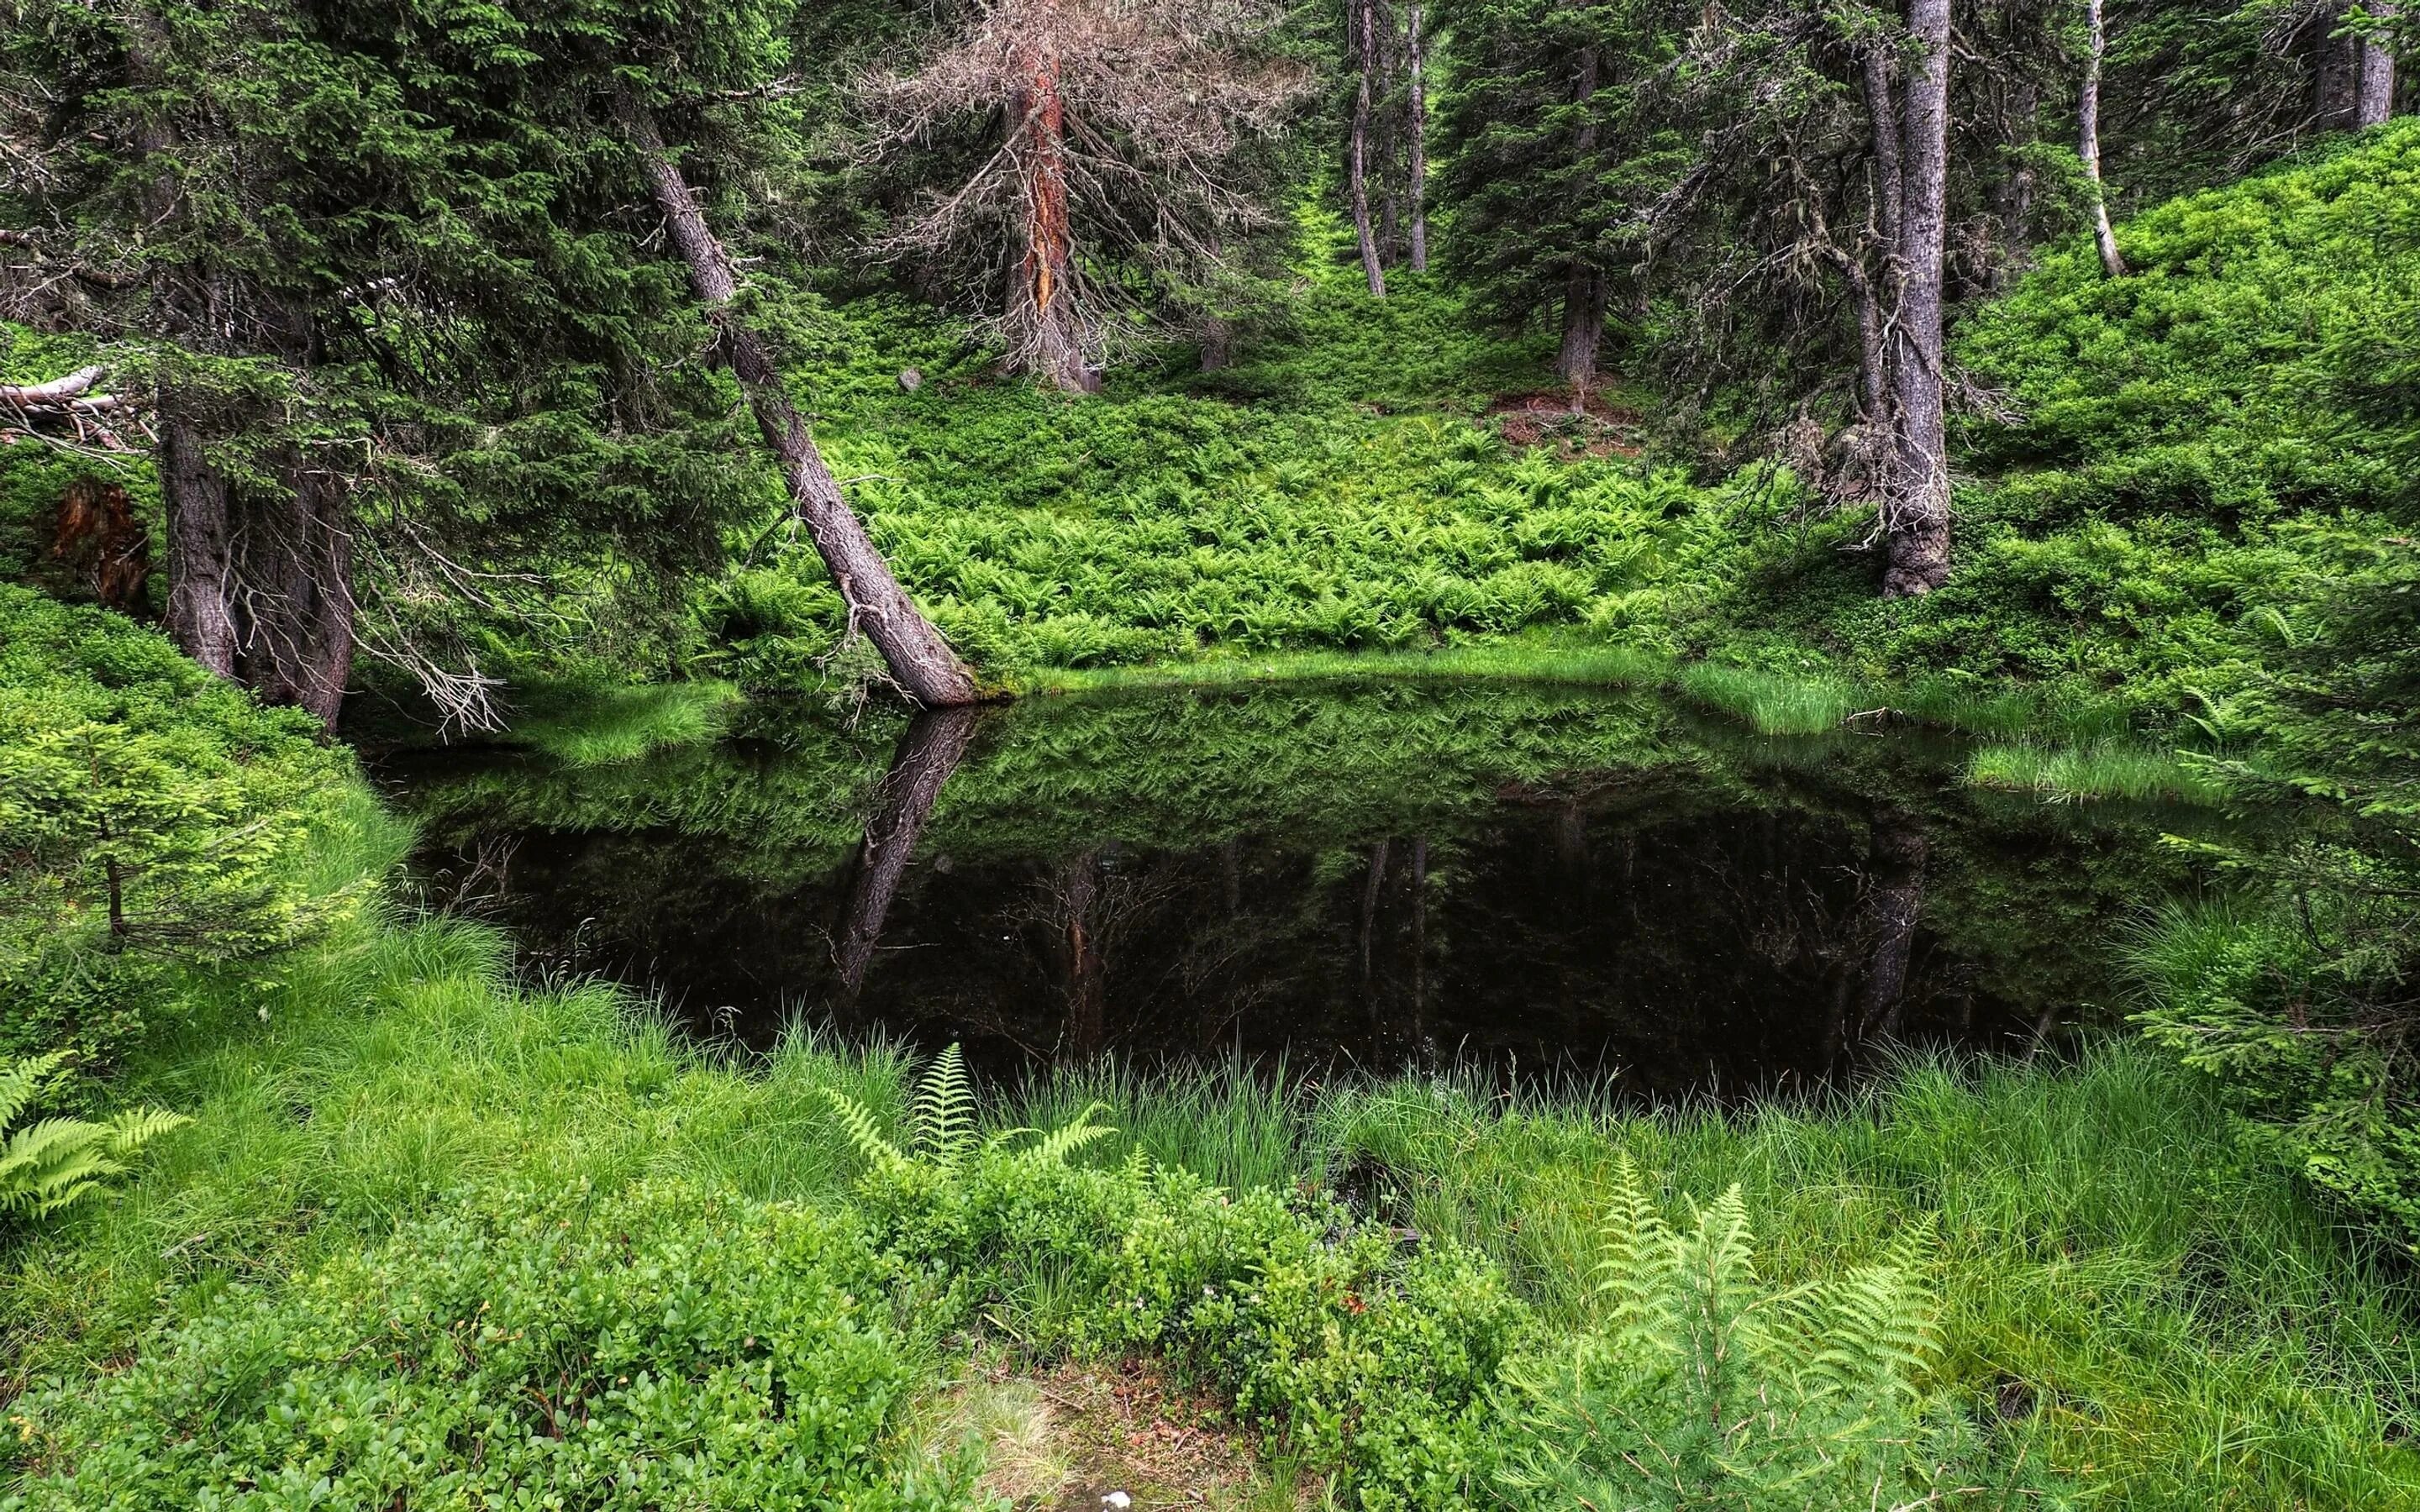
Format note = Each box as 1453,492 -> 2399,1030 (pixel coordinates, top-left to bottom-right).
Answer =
1966,740 -> 2227,805
1675,662 -> 1860,736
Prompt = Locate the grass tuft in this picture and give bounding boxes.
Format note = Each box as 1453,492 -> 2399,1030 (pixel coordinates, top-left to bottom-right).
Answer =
1965,740 -> 2227,805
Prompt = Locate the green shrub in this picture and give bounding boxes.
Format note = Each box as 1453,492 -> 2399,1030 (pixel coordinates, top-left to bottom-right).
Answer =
7,1179 -> 975,1510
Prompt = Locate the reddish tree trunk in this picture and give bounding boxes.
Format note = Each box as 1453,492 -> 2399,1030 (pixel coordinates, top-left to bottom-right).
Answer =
620,94 -> 979,707
1349,0 -> 1386,296
1017,44 -> 1095,391
1886,0 -> 1954,598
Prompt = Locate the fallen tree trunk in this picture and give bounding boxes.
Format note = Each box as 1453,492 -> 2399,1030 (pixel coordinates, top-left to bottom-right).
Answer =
618,93 -> 981,708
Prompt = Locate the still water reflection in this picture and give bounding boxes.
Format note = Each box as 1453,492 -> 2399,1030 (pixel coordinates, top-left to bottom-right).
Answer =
385,683 -> 2223,1096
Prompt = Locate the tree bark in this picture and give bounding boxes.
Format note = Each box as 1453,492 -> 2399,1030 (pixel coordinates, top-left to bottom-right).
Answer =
1349,0 -> 1386,296
2357,4 -> 2399,127
1555,45 -> 1605,405
1886,0 -> 1954,598
2081,0 -> 2128,278
160,413 -> 238,680
2317,16 -> 2360,128
618,94 -> 979,708
1013,40 -> 1096,392
834,706 -> 981,996
1056,853 -> 1105,1060
1407,2 -> 1429,272
1557,267 -> 1607,400
234,455 -> 354,727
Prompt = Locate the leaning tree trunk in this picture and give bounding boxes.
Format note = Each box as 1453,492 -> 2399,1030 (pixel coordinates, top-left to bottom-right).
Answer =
2357,3 -> 2398,127
1349,0 -> 1386,296
1407,1 -> 1430,272
1013,40 -> 1095,392
2081,0 -> 2128,278
618,95 -> 978,707
1885,0 -> 1954,598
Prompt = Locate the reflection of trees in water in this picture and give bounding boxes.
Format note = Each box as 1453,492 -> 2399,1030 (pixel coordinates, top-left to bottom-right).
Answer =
834,708 -> 980,999
400,696 -> 2173,1090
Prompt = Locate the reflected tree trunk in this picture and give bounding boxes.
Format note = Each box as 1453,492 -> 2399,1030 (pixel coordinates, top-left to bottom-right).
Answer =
833,707 -> 981,997
1854,816 -> 1928,1040
1056,853 -> 1106,1060
1408,836 -> 1429,1049
1360,839 -> 1391,1027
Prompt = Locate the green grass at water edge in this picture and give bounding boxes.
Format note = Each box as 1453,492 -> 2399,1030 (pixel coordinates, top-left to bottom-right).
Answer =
502,676 -> 744,765
1012,638 -> 1671,696
1966,740 -> 2229,806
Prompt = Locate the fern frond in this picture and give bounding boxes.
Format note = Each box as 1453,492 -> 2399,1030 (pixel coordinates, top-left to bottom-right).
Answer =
0,1053 -> 66,1129
1594,1152 -> 1679,1351
0,1118 -> 120,1218
104,1107 -> 192,1156
911,1043 -> 976,1169
1018,1101 -> 1116,1168
1802,1224 -> 1939,1404
820,1087 -> 908,1175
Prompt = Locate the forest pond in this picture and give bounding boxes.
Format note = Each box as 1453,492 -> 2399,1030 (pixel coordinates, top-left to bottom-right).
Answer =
381,682 -> 2233,1098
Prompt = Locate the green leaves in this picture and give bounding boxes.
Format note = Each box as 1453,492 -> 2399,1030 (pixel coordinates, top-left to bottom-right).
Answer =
0,1051 -> 189,1223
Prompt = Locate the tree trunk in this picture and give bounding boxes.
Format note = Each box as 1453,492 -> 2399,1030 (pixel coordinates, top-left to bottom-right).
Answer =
834,707 -> 981,995
1556,266 -> 1607,401
1858,42 -> 1901,431
1349,0 -> 1386,296
160,412 -> 238,680
1013,42 -> 1095,392
2317,21 -> 2360,129
618,94 -> 980,708
1377,4 -> 1401,260
2357,4 -> 2398,126
1886,0 -> 1954,598
234,455 -> 354,727
1407,2 -> 1429,272
2081,0 -> 2128,278
1556,45 -> 1605,405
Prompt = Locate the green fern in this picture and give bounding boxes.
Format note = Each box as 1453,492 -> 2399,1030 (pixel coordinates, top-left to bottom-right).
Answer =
1507,1162 -> 1985,1510
0,1053 -> 189,1223
822,1046 -> 1113,1180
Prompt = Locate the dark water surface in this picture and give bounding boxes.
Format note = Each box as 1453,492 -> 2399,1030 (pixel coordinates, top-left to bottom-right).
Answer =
381,682 -> 2228,1097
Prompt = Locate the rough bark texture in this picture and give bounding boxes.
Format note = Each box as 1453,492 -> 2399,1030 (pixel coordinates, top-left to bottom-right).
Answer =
160,412 -> 238,680
235,456 -> 354,727
834,707 -> 981,995
1407,2 -> 1429,272
1557,267 -> 1607,396
1886,0 -> 1954,598
1014,41 -> 1096,392
1555,46 -> 1604,402
2081,0 -> 2128,279
2357,4 -> 2399,127
2317,20 -> 2360,128
1349,0 -> 1386,296
620,94 -> 980,708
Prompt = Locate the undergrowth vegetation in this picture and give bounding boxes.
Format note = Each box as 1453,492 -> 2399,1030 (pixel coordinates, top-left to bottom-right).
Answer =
8,606 -> 2418,1508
